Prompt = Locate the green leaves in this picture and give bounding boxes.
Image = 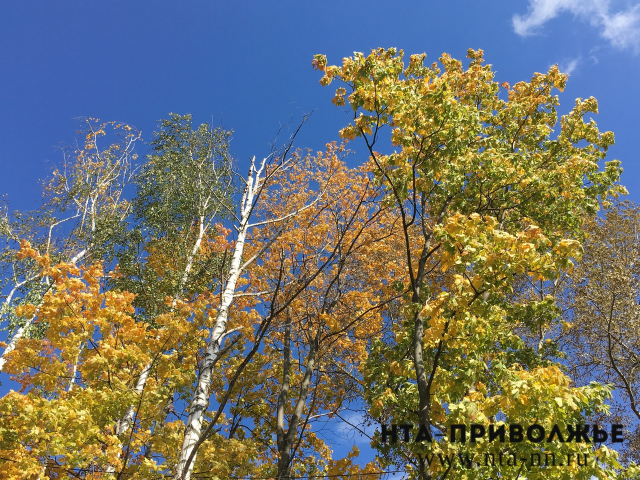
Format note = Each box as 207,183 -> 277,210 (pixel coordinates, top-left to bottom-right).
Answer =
317,48 -> 630,479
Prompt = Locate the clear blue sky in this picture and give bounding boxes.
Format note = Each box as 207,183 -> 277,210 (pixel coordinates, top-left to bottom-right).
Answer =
1,0 -> 639,471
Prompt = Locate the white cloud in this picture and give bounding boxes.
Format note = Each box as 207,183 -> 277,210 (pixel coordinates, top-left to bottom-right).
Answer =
513,0 -> 640,52
558,56 -> 581,74
601,5 -> 640,48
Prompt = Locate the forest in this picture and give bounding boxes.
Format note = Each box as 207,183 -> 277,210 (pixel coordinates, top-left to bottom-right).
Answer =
0,48 -> 639,480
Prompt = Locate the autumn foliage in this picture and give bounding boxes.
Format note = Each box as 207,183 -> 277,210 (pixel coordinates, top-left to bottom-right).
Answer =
0,49 -> 638,480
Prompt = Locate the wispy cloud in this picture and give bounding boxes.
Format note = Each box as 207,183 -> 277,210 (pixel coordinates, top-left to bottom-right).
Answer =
513,0 -> 640,52
558,56 -> 581,74
601,5 -> 640,49
335,412 -> 376,444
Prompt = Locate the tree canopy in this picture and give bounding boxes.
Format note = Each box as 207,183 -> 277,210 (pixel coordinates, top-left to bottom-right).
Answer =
0,49 -> 638,480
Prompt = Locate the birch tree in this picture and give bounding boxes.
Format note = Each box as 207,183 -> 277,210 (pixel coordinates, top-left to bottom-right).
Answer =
0,119 -> 140,373
104,113 -> 234,474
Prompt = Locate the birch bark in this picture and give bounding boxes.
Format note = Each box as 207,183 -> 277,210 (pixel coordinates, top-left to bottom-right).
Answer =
174,159 -> 260,480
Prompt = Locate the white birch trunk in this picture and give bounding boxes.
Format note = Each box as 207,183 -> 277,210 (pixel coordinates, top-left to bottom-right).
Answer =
0,279 -> 34,373
0,232 -> 90,373
174,162 -> 259,480
0,322 -> 27,372
0,277 -> 52,373
67,344 -> 84,392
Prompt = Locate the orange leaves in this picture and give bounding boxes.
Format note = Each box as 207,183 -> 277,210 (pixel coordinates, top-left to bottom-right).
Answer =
16,239 -> 39,260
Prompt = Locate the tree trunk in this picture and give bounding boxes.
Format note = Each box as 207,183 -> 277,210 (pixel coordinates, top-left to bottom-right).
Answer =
174,166 -> 258,480
276,311 -> 292,478
277,336 -> 317,480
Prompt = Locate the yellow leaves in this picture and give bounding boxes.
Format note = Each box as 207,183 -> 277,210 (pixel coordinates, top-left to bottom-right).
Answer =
312,54 -> 327,71
332,86 -> 347,107
555,238 -> 582,256
382,387 -> 397,403
321,312 -> 339,333
319,65 -> 340,86
466,47 -> 484,62
523,224 -> 541,239
405,53 -> 426,76
306,46 -> 629,479
327,445 -> 381,479
444,213 -> 466,235
331,95 -> 345,107
423,314 -> 447,346
470,275 -> 483,291
419,292 -> 448,321
15,303 -> 36,319
389,360 -> 412,377
437,211 -> 571,295
339,125 -> 358,141
419,303 -> 433,319
468,389 -> 485,403
354,114 -> 373,135
16,239 -> 39,260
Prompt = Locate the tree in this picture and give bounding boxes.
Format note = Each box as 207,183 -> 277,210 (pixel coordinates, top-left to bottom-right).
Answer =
0,119 -> 141,373
0,247 -> 182,479
253,147 -> 397,480
120,113 -> 234,316
103,113 -> 236,474
558,201 -> 640,463
315,47 -> 629,479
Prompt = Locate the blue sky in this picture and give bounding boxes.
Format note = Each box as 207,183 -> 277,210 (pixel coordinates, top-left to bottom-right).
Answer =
1,0 -> 639,474
1,0 -> 639,212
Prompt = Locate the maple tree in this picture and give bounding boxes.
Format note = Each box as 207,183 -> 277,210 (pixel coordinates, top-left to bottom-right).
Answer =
0,119 -> 141,374
246,148 -> 398,480
315,47 -> 635,479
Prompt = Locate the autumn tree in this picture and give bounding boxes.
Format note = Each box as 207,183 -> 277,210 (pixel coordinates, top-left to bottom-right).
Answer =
241,147 -> 398,480
117,113 -> 234,317
316,47 -> 630,479
102,113 -> 236,475
558,201 -> 640,464
0,119 -> 141,373
0,246 -> 181,479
